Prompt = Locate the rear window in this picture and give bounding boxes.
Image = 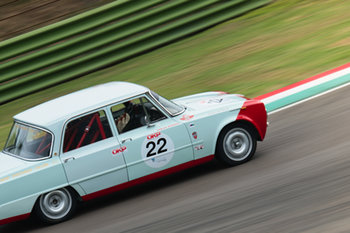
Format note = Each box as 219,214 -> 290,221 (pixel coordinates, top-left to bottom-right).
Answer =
4,122 -> 53,160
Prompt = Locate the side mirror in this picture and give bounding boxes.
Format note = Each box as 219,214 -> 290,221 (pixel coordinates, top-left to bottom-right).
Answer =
144,116 -> 154,127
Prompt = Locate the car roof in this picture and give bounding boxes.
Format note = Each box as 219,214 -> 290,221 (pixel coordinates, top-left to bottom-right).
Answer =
14,82 -> 149,128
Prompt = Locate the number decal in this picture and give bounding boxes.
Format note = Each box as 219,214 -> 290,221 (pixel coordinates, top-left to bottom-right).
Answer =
157,138 -> 167,154
146,141 -> 156,157
146,138 -> 168,157
142,133 -> 174,168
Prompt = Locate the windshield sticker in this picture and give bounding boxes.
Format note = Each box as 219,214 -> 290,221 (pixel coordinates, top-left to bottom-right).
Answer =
141,133 -> 174,168
180,114 -> 194,121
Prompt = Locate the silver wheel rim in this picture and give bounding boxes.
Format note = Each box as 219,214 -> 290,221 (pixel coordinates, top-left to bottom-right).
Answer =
39,188 -> 72,220
223,128 -> 253,161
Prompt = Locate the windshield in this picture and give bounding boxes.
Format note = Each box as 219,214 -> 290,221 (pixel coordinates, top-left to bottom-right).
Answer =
150,91 -> 184,115
4,122 -> 53,160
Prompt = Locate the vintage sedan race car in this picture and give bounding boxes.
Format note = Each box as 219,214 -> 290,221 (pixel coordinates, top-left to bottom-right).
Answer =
0,82 -> 267,225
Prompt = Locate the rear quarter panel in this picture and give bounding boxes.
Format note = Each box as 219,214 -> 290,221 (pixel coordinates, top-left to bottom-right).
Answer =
0,156 -> 68,222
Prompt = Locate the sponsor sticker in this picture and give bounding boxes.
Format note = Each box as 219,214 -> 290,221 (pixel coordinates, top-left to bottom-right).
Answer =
194,145 -> 204,151
112,146 -> 127,155
147,132 -> 161,140
192,132 -> 198,139
180,114 -> 194,121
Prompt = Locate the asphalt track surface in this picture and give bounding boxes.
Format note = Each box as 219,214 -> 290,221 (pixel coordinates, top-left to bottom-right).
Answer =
2,85 -> 350,233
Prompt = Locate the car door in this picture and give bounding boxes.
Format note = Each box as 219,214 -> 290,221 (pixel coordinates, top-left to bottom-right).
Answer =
109,95 -> 194,181
60,109 -> 128,195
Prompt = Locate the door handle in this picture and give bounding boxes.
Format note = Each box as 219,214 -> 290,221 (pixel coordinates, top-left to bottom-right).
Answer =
122,138 -> 132,144
64,157 -> 75,163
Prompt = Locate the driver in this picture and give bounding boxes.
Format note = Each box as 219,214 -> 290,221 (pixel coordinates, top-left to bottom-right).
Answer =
116,101 -> 132,133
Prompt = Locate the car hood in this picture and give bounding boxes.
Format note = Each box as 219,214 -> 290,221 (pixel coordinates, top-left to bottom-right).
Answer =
0,151 -> 30,178
173,92 -> 246,113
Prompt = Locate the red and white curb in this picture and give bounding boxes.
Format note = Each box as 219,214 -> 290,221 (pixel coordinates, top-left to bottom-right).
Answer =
255,63 -> 350,114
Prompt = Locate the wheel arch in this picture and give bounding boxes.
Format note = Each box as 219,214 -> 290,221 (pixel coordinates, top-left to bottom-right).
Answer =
214,120 -> 260,156
31,185 -> 82,213
30,185 -> 82,224
65,185 -> 83,202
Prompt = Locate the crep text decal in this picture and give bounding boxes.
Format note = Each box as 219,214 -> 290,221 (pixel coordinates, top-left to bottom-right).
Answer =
112,146 -> 127,155
147,132 -> 161,140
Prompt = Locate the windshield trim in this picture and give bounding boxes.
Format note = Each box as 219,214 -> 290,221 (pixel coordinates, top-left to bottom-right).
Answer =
148,91 -> 185,117
2,121 -> 54,162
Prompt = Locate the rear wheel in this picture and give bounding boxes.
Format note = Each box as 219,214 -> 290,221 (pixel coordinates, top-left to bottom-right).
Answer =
216,125 -> 257,166
34,188 -> 77,224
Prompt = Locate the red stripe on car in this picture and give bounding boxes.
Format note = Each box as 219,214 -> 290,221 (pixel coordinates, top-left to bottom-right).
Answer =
0,213 -> 30,226
82,155 -> 215,201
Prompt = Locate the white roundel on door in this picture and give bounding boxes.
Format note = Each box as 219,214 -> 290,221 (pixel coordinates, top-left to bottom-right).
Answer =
141,132 -> 174,168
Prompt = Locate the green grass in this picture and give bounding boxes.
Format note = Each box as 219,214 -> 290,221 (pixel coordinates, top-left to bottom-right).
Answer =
1,0 -> 350,147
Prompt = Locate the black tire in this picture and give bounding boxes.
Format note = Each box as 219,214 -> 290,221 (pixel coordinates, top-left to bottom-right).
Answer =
216,124 -> 257,166
34,187 -> 77,224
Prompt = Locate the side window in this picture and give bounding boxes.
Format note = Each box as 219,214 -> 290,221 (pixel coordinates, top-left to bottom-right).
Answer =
143,97 -> 166,122
111,97 -> 166,134
63,110 -> 112,152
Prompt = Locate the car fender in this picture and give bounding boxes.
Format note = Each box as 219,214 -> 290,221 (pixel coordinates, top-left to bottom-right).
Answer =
235,99 -> 267,141
211,108 -> 242,153
211,99 -> 267,153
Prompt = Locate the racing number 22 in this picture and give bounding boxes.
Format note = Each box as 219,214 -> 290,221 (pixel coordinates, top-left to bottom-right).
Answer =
146,138 -> 167,157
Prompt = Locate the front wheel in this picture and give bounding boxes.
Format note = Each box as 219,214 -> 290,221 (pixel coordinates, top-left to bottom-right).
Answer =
34,188 -> 77,224
216,125 -> 257,166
